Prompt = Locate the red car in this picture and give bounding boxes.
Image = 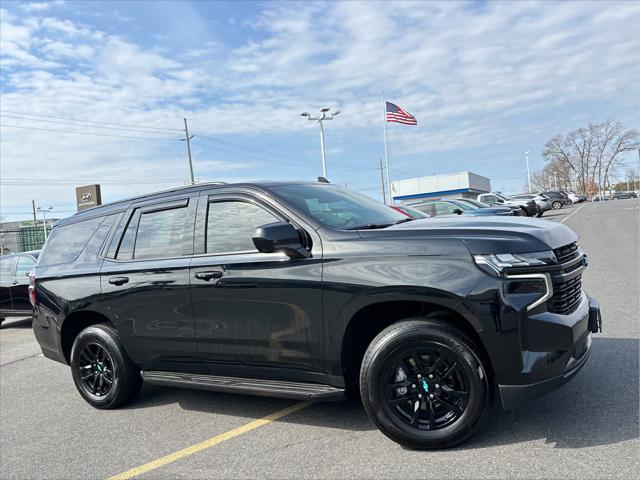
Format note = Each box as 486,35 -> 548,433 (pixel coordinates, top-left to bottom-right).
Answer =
389,205 -> 430,219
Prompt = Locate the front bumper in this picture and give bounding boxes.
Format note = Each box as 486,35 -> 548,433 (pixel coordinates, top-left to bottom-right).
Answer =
497,294 -> 602,409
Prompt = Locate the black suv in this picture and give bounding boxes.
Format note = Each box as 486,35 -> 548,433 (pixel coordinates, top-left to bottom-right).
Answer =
32,182 -> 602,449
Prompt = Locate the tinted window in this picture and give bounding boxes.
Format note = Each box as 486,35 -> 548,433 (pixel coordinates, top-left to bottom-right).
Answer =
0,257 -> 15,277
116,214 -> 138,260
207,201 -> 279,254
39,217 -> 104,266
434,203 -> 456,216
15,256 -> 35,276
271,184 -> 405,230
134,207 -> 190,260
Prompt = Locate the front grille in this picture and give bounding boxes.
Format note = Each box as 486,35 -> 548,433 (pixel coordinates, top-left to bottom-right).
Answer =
548,242 -> 584,315
554,242 -> 579,263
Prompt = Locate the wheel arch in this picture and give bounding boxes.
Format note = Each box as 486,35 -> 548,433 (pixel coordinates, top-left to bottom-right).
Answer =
60,309 -> 114,363
340,298 -> 493,390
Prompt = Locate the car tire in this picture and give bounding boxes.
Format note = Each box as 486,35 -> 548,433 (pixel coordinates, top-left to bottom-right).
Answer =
359,318 -> 491,449
520,207 -> 530,217
70,324 -> 142,409
552,200 -> 562,209
536,211 -> 544,217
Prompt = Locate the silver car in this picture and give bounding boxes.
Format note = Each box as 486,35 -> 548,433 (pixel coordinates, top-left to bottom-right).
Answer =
509,193 -> 552,217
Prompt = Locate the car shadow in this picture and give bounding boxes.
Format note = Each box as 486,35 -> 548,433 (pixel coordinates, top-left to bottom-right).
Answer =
0,317 -> 33,329
124,337 -> 638,448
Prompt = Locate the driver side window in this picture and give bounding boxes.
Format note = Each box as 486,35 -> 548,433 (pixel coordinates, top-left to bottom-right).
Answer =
434,203 -> 455,216
206,201 -> 279,255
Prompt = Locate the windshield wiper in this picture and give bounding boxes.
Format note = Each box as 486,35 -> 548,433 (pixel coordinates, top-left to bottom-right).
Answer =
346,223 -> 394,230
394,218 -> 415,224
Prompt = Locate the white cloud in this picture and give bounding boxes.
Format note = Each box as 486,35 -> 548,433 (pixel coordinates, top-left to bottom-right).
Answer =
1,1 -> 638,218
19,2 -> 51,13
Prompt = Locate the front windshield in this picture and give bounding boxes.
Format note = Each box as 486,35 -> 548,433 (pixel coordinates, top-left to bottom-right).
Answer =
270,184 -> 407,230
449,200 -> 477,210
459,198 -> 489,208
495,193 -> 510,201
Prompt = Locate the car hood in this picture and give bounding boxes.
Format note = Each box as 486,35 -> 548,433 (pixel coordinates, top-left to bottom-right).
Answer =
466,208 -> 512,215
359,216 -> 578,254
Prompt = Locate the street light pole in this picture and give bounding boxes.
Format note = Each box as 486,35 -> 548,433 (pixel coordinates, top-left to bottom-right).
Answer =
525,151 -> 531,193
37,206 -> 53,240
301,107 -> 340,179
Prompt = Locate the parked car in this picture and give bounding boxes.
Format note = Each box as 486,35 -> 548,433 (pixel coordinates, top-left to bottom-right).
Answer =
476,192 -> 537,216
540,191 -> 567,210
412,199 -> 514,217
452,198 -> 521,216
509,193 -> 551,217
566,192 -> 586,204
592,194 -> 610,201
612,191 -> 635,200
31,181 -> 601,449
390,205 -> 430,219
0,251 -> 40,326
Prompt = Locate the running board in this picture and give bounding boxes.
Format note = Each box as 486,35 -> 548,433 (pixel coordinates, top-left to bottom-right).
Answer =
141,371 -> 345,400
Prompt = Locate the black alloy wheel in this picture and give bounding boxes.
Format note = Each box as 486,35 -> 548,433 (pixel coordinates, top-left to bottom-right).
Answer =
380,346 -> 470,431
77,342 -> 115,398
70,324 -> 142,409
360,318 -> 490,449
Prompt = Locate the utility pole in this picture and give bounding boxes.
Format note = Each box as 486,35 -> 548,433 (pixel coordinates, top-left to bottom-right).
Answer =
378,158 -> 387,204
181,118 -> 195,185
525,151 -> 531,193
301,107 -> 340,179
31,200 -> 37,225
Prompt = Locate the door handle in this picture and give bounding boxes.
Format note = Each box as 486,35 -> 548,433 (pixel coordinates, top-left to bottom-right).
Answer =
108,276 -> 129,286
194,271 -> 223,281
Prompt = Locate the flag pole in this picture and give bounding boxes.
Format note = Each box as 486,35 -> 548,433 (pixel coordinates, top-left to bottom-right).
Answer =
382,89 -> 392,205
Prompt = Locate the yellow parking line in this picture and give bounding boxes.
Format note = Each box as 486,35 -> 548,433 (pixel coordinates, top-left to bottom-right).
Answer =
107,400 -> 313,480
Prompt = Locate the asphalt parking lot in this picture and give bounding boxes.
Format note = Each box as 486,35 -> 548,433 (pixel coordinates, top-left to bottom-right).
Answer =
1,200 -> 638,480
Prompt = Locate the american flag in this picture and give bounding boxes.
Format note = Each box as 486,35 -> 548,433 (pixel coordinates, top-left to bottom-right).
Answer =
386,101 -> 417,125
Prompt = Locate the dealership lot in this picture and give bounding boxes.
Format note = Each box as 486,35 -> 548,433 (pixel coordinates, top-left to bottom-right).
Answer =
1,200 -> 638,479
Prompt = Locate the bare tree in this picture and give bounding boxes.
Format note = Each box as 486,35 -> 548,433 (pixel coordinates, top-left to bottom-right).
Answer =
540,121 -> 639,197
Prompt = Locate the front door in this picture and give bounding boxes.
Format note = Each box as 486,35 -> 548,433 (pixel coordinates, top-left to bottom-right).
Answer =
0,256 -> 16,313
10,255 -> 36,312
190,192 -> 324,377
100,195 -> 199,372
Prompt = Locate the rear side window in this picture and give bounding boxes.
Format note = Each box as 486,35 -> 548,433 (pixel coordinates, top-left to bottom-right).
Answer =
206,201 -> 278,254
15,256 -> 36,276
39,217 -> 104,266
0,257 -> 15,277
132,206 -> 190,260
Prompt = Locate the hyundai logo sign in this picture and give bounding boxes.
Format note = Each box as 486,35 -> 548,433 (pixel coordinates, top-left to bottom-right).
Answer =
75,184 -> 102,211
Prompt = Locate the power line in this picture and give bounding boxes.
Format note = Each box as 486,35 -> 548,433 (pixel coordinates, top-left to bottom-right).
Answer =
0,114 -> 184,136
1,178 -> 184,185
0,124 -> 180,141
0,110 -> 183,132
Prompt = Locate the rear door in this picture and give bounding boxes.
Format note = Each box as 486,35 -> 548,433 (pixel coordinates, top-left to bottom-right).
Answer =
0,256 -> 16,313
100,194 -> 199,372
10,255 -> 36,312
190,190 -> 324,376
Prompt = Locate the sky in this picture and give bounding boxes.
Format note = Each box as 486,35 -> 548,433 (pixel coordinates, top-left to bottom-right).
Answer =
1,0 -> 639,221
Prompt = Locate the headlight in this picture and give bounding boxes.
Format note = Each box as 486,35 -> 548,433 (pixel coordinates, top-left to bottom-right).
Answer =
473,251 -> 556,276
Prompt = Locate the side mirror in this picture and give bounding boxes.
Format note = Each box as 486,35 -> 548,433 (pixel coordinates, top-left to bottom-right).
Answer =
453,208 -> 463,215
252,222 -> 309,259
